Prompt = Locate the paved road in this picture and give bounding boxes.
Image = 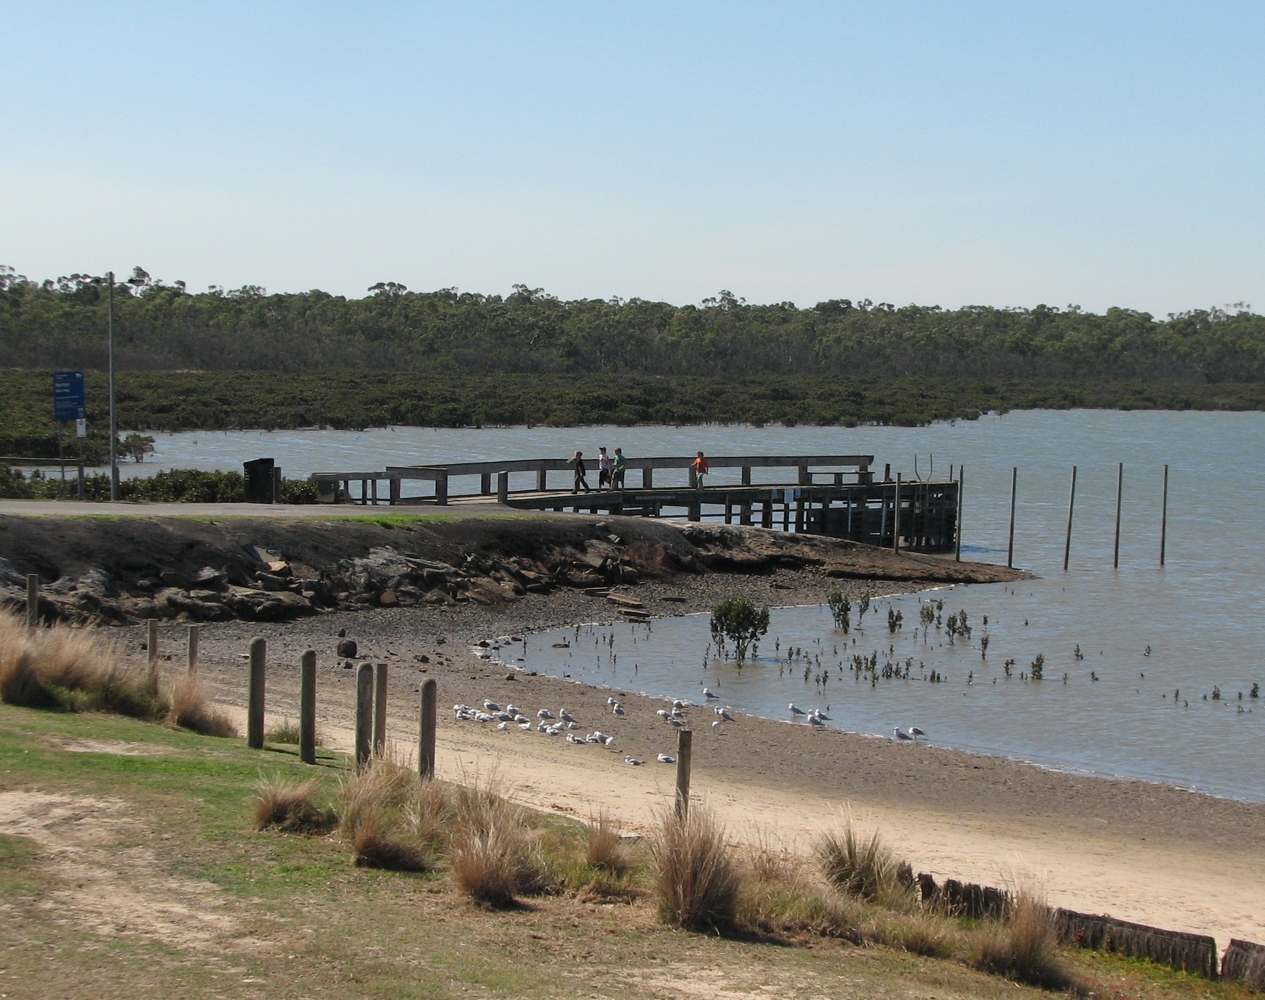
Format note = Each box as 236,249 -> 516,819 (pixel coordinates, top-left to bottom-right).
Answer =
0,500 -> 519,518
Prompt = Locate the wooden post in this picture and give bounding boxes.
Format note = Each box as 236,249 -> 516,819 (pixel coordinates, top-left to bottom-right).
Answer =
674,729 -> 692,819
642,467 -> 653,488
435,473 -> 448,506
1113,462 -> 1123,569
893,473 -> 901,553
497,471 -> 509,504
741,466 -> 751,486
373,663 -> 388,756
1006,467 -> 1017,568
536,467 -> 547,491
480,472 -> 491,495
418,678 -> 437,779
299,649 -> 316,765
954,466 -> 964,562
1063,466 -> 1077,572
186,624 -> 199,676
1160,464 -> 1169,567
389,477 -> 401,504
147,618 -> 159,679
247,637 -> 266,749
25,573 -> 38,629
355,663 -> 373,772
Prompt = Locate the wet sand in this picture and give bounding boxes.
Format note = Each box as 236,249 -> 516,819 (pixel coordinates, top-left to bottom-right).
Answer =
163,568 -> 1265,948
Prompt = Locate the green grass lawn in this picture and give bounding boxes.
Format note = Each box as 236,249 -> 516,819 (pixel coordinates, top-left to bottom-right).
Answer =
0,704 -> 1254,1000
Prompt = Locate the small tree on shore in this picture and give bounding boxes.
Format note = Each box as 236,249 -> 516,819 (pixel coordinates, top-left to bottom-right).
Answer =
710,597 -> 770,667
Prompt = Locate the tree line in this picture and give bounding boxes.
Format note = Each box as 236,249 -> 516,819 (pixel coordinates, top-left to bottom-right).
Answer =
3,265 -> 1263,381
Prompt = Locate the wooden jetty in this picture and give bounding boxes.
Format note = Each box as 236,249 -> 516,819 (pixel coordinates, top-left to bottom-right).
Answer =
311,454 -> 959,553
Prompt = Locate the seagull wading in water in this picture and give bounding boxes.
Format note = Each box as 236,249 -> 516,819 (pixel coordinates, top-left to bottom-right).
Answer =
789,703 -> 805,716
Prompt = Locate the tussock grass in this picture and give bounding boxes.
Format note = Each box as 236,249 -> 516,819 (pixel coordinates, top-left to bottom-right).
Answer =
449,777 -> 551,906
339,754 -> 434,872
265,718 -> 302,744
169,673 -> 237,737
585,810 -> 625,873
650,805 -> 740,931
253,777 -> 334,834
0,610 -> 162,719
971,890 -> 1070,990
816,814 -> 914,908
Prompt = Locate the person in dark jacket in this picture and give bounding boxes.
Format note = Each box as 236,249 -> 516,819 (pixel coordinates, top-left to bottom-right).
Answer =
571,451 -> 591,493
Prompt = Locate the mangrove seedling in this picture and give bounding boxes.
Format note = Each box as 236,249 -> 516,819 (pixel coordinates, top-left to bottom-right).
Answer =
1030,653 -> 1045,680
1251,682 -> 1259,699
827,591 -> 851,633
979,634 -> 989,659
709,597 -> 770,667
1073,644 -> 1084,661
886,607 -> 903,633
858,592 -> 871,622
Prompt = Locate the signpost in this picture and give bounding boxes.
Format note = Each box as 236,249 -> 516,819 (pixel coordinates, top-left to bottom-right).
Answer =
52,371 -> 86,499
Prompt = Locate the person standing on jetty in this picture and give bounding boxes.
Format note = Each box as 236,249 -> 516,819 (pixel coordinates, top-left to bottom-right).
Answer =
571,451 -> 591,493
612,447 -> 627,489
597,446 -> 613,490
692,450 -> 709,489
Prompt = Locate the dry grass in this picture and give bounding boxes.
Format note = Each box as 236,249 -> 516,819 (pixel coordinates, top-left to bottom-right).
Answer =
448,777 -> 549,906
338,754 -> 434,871
253,776 -> 334,834
265,718 -> 302,744
650,804 -> 740,931
585,810 -> 626,872
169,673 -> 237,737
816,814 -> 913,908
0,610 -> 162,718
971,890 -> 1070,990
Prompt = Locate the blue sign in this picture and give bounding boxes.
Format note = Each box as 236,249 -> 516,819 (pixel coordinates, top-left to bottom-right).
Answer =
53,371 -> 86,422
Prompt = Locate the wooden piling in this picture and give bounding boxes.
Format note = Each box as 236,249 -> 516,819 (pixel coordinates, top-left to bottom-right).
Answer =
1160,464 -> 1169,566
954,467 -> 964,562
25,573 -> 38,629
186,624 -> 200,676
373,663 -> 388,756
247,637 -> 266,749
147,619 -> 159,679
1063,466 -> 1077,571
497,470 -> 509,504
418,678 -> 437,779
355,663 -> 373,772
299,649 -> 316,764
893,473 -> 901,553
1007,467 -> 1017,568
674,729 -> 693,819
1113,462 -> 1124,569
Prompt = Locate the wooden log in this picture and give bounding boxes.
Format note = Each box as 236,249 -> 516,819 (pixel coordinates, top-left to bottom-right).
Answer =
186,624 -> 199,676
355,663 -> 373,772
674,729 -> 692,819
147,618 -> 159,680
247,637 -> 266,749
1221,939 -> 1265,989
1064,465 -> 1077,571
299,649 -> 316,765
418,678 -> 437,779
25,573 -> 38,629
1054,908 -> 1219,979
373,663 -> 388,756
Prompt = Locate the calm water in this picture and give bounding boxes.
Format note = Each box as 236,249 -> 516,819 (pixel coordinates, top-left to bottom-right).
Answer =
90,411 -> 1265,799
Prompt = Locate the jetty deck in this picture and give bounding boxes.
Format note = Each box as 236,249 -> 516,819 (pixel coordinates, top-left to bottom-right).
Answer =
311,454 -> 960,553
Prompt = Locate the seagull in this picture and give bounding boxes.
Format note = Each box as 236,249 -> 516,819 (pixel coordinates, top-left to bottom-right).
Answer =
893,727 -> 914,742
483,700 -> 501,712
566,733 -> 584,744
808,715 -> 826,727
506,704 -> 520,715
607,696 -> 617,705
656,709 -> 671,719
567,721 -> 579,730
711,720 -> 722,730
909,726 -> 926,743
810,709 -> 832,721
497,721 -> 509,730
560,708 -> 576,723
702,687 -> 719,699
657,754 -> 676,763
625,756 -> 644,766
613,703 -> 626,716
537,709 -> 553,719
602,735 -> 615,746
518,722 -> 532,730
667,718 -> 684,727
715,708 -> 734,722
673,699 -> 686,709
789,703 -> 805,715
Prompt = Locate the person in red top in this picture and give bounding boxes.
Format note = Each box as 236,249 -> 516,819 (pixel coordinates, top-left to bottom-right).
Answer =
692,450 -> 709,489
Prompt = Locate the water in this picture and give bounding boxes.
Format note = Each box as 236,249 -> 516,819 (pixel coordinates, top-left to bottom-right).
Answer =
82,411 -> 1265,799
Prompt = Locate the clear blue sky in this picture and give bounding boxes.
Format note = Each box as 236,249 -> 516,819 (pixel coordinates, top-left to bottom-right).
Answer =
2,1 -> 1261,313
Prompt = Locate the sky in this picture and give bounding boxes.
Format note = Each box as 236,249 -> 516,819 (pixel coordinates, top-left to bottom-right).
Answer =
1,1 -> 1261,314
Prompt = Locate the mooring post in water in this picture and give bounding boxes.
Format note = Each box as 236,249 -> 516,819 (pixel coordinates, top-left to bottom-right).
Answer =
1007,467 -> 1017,569
355,663 -> 373,771
299,649 -> 317,765
186,624 -> 199,676
954,467 -> 964,562
1063,466 -> 1077,572
1113,462 -> 1124,569
147,618 -> 159,679
675,729 -> 693,819
25,573 -> 39,629
418,678 -> 437,779
893,473 -> 902,553
373,663 -> 388,756
247,637 -> 266,749
1160,464 -> 1169,567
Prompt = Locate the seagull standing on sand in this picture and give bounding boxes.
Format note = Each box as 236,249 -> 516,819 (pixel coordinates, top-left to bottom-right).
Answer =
560,709 -> 576,723
715,707 -> 734,722
625,756 -> 644,766
808,715 -> 826,727
893,727 -> 913,742
657,754 -> 676,763
483,700 -> 501,712
613,703 -> 626,716
908,726 -> 926,743
537,709 -> 553,720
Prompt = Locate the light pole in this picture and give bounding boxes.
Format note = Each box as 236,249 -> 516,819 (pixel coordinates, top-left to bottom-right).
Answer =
107,271 -> 118,500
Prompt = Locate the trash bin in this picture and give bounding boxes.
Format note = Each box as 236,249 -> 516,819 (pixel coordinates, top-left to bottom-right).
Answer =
243,458 -> 276,504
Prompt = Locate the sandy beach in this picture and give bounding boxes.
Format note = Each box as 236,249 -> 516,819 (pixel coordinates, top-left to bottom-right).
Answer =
163,567 -> 1265,950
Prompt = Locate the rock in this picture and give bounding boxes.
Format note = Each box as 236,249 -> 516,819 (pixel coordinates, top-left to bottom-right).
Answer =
337,638 -> 358,658
256,572 -> 293,592
159,569 -> 191,589
192,566 -> 227,590
342,659 -> 354,669
338,627 -> 346,637
265,560 -> 291,576
222,586 -> 315,622
378,589 -> 398,606
414,654 -> 429,663
505,673 -> 515,681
